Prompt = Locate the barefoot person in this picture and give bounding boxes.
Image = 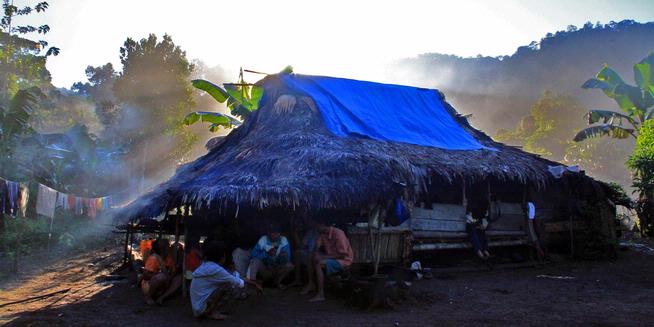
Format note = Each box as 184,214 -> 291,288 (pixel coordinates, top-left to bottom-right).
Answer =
140,239 -> 182,305
301,223 -> 353,302
191,240 -> 262,320
291,218 -> 319,287
247,224 -> 294,289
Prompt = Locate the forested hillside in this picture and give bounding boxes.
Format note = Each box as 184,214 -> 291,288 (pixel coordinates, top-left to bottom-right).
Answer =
390,20 -> 654,187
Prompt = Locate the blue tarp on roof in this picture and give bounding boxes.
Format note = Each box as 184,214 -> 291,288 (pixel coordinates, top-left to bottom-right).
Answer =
279,74 -> 484,150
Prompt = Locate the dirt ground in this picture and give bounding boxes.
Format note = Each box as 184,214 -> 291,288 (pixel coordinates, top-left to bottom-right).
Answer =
1,243 -> 654,327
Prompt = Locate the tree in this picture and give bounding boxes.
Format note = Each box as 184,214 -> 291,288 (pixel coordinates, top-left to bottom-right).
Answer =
495,91 -> 632,186
628,120 -> 654,236
72,63 -> 120,127
0,1 -> 58,104
575,53 -> 654,237
113,34 -> 197,171
0,87 -> 40,179
497,91 -> 586,158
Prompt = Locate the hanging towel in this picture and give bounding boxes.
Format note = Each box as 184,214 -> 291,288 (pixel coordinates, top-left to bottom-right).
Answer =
67,195 -> 76,211
88,198 -> 97,218
36,184 -> 58,218
56,193 -> 66,208
75,197 -> 83,215
18,184 -> 28,217
95,197 -> 103,212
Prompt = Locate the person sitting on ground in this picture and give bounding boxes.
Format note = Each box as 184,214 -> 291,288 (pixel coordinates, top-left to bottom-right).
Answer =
184,236 -> 203,281
301,223 -> 353,302
140,238 -> 183,305
247,224 -> 294,289
155,240 -> 184,304
191,240 -> 262,320
291,218 -> 319,287
465,202 -> 491,260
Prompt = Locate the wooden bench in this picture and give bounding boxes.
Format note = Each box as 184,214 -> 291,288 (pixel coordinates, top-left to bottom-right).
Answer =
410,202 -> 530,251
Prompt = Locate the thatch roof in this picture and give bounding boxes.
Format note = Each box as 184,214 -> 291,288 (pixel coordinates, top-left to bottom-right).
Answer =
118,74 -> 565,222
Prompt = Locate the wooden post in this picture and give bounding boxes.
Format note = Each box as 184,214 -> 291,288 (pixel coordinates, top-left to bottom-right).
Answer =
487,180 -> 491,209
128,225 -> 134,269
13,210 -> 25,273
172,211 -> 181,274
13,182 -> 31,273
374,212 -> 384,275
182,207 -> 190,298
569,211 -> 575,259
123,223 -> 131,265
462,179 -> 467,208
46,215 -> 54,253
368,205 -> 379,265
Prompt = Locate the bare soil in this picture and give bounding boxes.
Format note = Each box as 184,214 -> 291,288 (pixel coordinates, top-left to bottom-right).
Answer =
1,244 -> 654,327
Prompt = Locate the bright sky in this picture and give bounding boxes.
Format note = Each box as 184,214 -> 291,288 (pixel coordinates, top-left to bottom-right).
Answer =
15,0 -> 654,87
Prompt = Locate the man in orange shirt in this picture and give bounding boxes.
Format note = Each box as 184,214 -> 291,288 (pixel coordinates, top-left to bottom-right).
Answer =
301,223 -> 353,302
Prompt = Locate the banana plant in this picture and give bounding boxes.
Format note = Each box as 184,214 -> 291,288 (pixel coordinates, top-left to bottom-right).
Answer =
0,87 -> 41,178
574,52 -> 654,142
185,68 -> 263,132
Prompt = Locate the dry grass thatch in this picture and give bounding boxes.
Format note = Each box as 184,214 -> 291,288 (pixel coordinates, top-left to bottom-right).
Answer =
118,74 -> 565,221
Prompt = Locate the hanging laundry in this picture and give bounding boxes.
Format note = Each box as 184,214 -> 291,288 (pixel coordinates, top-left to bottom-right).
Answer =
6,181 -> 20,216
0,180 -> 8,215
75,197 -> 83,215
18,184 -> 28,217
103,196 -> 112,209
88,198 -> 97,218
36,184 -> 57,218
67,195 -> 76,211
56,193 -> 66,209
95,197 -> 103,212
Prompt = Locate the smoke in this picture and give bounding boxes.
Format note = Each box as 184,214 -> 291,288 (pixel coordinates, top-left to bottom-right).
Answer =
95,60 -> 234,201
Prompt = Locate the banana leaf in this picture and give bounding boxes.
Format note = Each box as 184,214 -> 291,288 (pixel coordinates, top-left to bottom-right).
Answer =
573,124 -> 635,142
249,85 -> 264,111
182,111 -> 241,129
192,79 -> 229,103
634,53 -> 654,92
224,84 -> 247,107
583,76 -> 644,117
585,109 -> 637,127
2,88 -> 38,140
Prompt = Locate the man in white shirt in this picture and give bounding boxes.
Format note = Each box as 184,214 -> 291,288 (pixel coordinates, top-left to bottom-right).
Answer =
190,241 -> 261,320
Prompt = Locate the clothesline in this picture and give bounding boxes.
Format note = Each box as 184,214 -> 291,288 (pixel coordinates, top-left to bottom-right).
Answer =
0,176 -> 121,219
0,175 -> 129,199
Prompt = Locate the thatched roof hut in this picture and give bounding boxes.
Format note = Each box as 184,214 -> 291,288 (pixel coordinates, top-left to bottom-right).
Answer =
117,73 -> 585,224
